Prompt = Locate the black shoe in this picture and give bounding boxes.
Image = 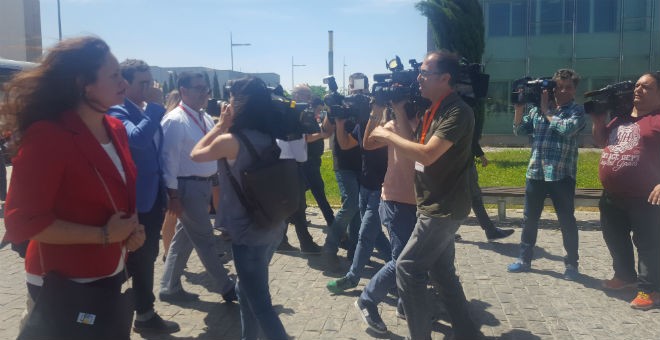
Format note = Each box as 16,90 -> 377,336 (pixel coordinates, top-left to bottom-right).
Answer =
159,289 -> 199,303
300,242 -> 322,254
454,234 -> 462,241
276,241 -> 298,253
486,227 -> 514,242
133,313 -> 180,334
222,286 -> 237,303
354,299 -> 387,335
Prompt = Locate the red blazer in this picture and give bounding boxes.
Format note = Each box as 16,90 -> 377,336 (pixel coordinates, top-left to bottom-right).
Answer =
3,110 -> 137,279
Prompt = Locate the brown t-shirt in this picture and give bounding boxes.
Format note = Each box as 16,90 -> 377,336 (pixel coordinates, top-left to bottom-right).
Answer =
599,111 -> 660,198
414,92 -> 474,219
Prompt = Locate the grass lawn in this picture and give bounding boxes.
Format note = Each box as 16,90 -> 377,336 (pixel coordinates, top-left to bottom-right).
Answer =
305,149 -> 603,207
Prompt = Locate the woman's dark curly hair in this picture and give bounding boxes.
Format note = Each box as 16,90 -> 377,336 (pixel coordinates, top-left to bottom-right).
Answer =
0,36 -> 110,147
228,76 -> 280,137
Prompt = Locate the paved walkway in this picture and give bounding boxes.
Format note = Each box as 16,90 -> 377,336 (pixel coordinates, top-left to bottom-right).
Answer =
1,207 -> 659,340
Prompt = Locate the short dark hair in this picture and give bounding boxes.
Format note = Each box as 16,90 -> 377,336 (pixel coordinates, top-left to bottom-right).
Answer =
426,50 -> 460,87
553,69 -> 580,87
642,71 -> 660,86
349,72 -> 369,91
177,71 -> 204,89
119,59 -> 149,83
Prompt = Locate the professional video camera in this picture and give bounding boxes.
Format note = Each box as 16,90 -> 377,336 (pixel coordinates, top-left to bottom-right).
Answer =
372,56 -> 422,106
322,76 -> 371,122
510,77 -> 557,106
454,58 -> 490,109
372,56 -> 489,109
205,99 -> 227,117
269,84 -> 310,140
583,80 -> 634,117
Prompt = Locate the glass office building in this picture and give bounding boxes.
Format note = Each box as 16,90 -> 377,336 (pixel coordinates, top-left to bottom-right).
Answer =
480,0 -> 660,134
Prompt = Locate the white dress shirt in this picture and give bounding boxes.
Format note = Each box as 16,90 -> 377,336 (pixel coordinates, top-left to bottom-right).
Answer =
276,137 -> 308,162
161,102 -> 217,189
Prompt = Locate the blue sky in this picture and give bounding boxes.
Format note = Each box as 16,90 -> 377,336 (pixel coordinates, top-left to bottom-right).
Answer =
39,0 -> 429,92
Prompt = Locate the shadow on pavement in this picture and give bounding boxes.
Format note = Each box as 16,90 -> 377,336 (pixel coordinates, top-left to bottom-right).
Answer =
459,239 -> 564,263
499,328 -> 542,339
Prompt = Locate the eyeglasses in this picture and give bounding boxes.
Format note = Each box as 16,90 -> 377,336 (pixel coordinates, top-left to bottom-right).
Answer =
186,85 -> 211,95
419,70 -> 443,78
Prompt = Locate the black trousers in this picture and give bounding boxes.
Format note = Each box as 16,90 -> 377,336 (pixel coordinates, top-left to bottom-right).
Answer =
283,164 -> 316,247
302,159 -> 335,226
600,191 -> 660,292
126,194 -> 165,314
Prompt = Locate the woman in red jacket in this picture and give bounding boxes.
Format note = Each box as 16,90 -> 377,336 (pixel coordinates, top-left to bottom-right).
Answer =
0,36 -> 144,333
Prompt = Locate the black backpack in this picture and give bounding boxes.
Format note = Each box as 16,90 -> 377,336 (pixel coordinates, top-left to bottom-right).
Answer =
222,131 -> 301,229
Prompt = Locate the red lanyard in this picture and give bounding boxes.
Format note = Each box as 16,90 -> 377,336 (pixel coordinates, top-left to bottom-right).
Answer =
179,104 -> 207,134
420,92 -> 451,144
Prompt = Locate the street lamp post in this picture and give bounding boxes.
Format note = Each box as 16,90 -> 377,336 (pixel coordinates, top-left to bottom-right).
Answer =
291,56 -> 306,90
230,32 -> 251,73
57,0 -> 62,41
343,57 -> 348,95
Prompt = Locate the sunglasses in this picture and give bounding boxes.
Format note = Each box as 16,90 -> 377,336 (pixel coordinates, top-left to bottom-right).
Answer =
419,70 -> 443,77
186,85 -> 211,95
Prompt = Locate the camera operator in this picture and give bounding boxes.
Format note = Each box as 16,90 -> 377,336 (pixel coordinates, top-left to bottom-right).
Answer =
274,85 -> 324,254
325,77 -> 392,294
321,73 -> 370,271
353,99 -> 420,334
369,50 -> 482,340
507,69 -> 586,281
292,85 -> 335,227
592,72 -> 660,310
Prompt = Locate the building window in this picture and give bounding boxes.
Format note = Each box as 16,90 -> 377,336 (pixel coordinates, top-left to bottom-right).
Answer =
486,1 -> 528,37
488,2 -> 511,37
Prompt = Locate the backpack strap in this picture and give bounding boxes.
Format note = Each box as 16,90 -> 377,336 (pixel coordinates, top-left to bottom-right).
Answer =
222,159 -> 254,212
221,130 -> 262,213
233,130 -> 260,162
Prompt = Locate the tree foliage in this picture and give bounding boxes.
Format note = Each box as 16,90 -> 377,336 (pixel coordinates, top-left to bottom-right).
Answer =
309,85 -> 327,100
415,0 -> 484,63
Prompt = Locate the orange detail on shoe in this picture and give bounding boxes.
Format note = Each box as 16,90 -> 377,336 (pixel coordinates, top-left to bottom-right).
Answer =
630,291 -> 660,310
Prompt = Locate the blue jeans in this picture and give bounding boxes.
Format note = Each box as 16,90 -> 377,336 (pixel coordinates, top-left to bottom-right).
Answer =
396,213 -> 479,339
361,200 -> 416,306
519,177 -> 579,267
233,240 -> 287,340
323,169 -> 361,254
344,188 -> 392,285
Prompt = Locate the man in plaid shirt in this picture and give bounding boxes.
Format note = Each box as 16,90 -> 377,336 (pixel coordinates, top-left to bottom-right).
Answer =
507,69 -> 586,281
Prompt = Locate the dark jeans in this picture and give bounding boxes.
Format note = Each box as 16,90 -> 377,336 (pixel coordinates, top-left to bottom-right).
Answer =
396,213 -> 479,339
468,162 -> 495,232
303,159 -> 335,226
361,200 -> 416,306
600,192 -> 660,292
283,165 -> 316,247
519,177 -> 579,267
127,194 -> 164,314
233,240 -> 287,340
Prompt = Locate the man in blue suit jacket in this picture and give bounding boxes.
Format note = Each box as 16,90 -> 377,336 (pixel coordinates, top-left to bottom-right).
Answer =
108,59 -> 179,334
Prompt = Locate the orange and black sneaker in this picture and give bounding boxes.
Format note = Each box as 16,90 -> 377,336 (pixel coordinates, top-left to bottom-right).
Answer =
602,277 -> 636,290
630,291 -> 660,310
